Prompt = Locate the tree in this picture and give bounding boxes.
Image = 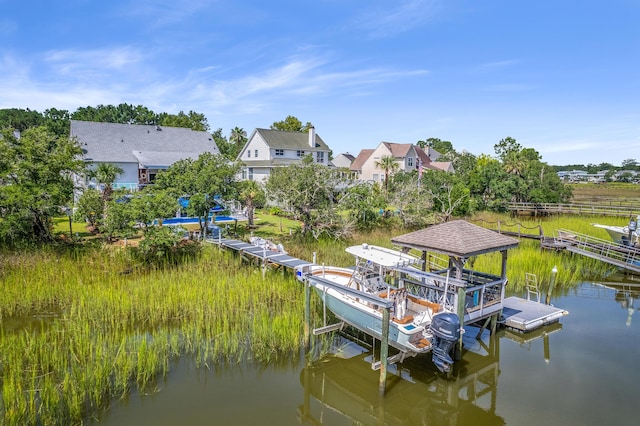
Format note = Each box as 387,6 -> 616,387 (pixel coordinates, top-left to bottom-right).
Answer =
338,182 -> 387,230
229,127 -> 248,158
374,155 -> 399,195
425,138 -> 454,155
422,170 -> 470,222
621,158 -> 639,170
158,110 -> 209,131
91,163 -> 124,204
75,188 -> 103,231
0,108 -> 43,132
239,180 -> 266,228
0,127 -> 85,243
153,152 -> 240,234
270,115 -> 313,132
386,171 -> 435,228
43,108 -> 71,137
265,158 -> 348,239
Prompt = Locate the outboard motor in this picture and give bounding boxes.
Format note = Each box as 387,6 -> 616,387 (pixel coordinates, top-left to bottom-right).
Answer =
430,312 -> 461,373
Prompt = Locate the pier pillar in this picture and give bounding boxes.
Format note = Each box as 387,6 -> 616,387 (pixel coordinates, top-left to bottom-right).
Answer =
378,307 -> 390,396
304,281 -> 311,351
545,266 -> 558,305
455,286 -> 466,360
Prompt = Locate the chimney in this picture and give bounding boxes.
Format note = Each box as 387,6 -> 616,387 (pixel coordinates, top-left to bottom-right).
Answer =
308,126 -> 315,148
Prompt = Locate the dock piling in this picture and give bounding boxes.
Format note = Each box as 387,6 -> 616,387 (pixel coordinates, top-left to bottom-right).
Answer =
545,266 -> 557,305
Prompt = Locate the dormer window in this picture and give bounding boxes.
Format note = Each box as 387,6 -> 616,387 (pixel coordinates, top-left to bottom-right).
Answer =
275,149 -> 284,156
297,150 -> 305,157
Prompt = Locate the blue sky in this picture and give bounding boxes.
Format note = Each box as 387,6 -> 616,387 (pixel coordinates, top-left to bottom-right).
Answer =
1,0 -> 638,166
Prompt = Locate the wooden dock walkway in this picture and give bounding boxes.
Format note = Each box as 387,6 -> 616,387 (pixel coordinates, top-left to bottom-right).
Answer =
508,202 -> 639,217
551,229 -> 640,274
207,236 -> 314,270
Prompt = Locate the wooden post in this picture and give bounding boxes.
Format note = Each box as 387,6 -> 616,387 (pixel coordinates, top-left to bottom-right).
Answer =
379,307 -> 390,396
304,281 -> 311,351
456,286 -> 466,360
545,266 -> 558,305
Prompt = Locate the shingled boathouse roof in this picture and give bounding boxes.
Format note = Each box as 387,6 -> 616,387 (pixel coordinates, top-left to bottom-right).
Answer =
391,220 -> 520,279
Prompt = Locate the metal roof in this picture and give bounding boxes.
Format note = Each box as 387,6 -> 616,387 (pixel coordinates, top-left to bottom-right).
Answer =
391,220 -> 520,257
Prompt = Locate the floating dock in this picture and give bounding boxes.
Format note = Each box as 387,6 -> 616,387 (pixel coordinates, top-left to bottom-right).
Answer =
501,297 -> 568,332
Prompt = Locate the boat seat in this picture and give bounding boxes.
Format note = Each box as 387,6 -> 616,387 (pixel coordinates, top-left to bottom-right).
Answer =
392,315 -> 414,324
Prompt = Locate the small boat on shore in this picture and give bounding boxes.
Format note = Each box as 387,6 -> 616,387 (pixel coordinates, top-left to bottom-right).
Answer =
296,243 -> 461,373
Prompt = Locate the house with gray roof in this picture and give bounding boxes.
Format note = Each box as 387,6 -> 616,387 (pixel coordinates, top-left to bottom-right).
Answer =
236,127 -> 332,181
330,152 -> 356,169
71,120 -> 219,190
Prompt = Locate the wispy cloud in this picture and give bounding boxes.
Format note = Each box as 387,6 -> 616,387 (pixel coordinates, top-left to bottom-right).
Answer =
352,0 -> 441,38
476,59 -> 520,70
116,0 -> 213,28
43,47 -> 145,78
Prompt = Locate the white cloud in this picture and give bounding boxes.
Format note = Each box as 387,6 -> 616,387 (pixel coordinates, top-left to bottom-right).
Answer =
353,0 -> 442,38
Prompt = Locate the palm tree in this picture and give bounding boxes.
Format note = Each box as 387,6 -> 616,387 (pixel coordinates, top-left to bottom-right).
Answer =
375,155 -> 399,195
230,127 -> 247,149
92,163 -> 124,203
240,180 -> 264,228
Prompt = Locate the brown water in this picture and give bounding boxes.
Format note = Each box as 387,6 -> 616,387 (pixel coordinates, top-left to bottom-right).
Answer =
93,280 -> 640,425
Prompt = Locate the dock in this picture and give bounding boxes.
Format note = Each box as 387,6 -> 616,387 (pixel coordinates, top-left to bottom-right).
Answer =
207,234 -> 567,335
210,237 -> 314,270
551,229 -> 640,274
501,297 -> 568,332
508,202 -> 639,217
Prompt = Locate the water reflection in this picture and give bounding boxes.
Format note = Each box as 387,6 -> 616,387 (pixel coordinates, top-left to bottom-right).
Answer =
299,332 -> 507,426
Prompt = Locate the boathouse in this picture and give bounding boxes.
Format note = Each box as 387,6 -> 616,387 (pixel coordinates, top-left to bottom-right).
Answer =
391,220 -> 520,333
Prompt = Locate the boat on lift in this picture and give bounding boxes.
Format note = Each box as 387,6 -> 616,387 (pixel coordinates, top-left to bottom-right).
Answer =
592,215 -> 640,246
295,243 -> 461,373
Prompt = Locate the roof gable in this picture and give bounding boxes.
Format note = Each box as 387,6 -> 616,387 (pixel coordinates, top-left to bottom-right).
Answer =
253,128 -> 329,151
350,149 -> 374,171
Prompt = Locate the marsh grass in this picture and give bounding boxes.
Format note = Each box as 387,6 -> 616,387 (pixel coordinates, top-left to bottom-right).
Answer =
2,207 -> 631,424
0,245 -> 308,425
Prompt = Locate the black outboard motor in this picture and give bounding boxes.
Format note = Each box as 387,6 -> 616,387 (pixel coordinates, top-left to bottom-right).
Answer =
430,312 -> 461,373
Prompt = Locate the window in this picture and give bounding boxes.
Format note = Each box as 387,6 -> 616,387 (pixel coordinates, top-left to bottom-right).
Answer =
296,150 -> 305,157
247,150 -> 251,158
275,149 -> 284,156
407,157 -> 414,167
254,149 -> 258,158
316,152 -> 325,163
248,168 -> 254,180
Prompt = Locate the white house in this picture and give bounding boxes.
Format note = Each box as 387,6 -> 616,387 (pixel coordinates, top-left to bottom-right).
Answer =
236,127 -> 332,181
71,120 -> 219,190
331,153 -> 356,169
